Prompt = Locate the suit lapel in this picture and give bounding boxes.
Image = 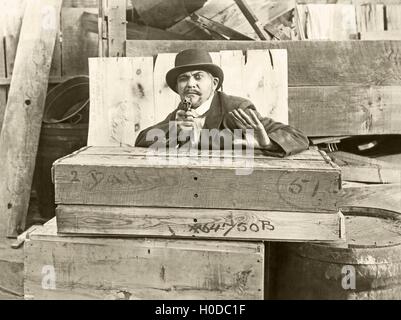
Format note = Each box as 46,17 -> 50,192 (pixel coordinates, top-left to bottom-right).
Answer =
203,92 -> 223,130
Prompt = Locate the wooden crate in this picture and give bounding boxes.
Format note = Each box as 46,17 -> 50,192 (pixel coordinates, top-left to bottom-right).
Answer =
24,218 -> 264,300
53,147 -> 341,213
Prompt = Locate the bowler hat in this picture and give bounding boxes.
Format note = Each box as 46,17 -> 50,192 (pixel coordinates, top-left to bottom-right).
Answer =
166,49 -> 224,93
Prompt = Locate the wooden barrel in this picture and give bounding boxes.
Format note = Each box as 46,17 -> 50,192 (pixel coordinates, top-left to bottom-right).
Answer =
271,207 -> 401,299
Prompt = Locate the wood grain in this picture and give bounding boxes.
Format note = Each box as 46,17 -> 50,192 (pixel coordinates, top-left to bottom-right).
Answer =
107,0 -> 126,57
0,0 -> 62,238
339,183 -> 401,214
355,3 -> 384,33
153,53 -> 180,123
360,30 -> 401,40
56,205 -> 344,242
0,239 -> 24,297
297,4 -> 357,40
289,85 -> 401,136
25,218 -> 264,300
53,148 -> 341,212
386,5 -> 401,31
126,40 -> 401,87
88,57 -> 154,146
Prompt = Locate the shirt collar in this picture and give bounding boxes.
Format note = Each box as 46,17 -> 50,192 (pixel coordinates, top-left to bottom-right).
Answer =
193,93 -> 214,117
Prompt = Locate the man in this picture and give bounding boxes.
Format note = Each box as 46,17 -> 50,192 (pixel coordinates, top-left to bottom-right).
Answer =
135,49 -> 309,157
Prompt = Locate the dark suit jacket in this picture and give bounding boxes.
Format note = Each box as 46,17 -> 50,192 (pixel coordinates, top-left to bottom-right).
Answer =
135,91 -> 309,157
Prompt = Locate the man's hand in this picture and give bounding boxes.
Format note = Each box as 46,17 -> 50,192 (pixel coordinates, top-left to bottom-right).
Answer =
175,109 -> 197,132
229,108 -> 272,149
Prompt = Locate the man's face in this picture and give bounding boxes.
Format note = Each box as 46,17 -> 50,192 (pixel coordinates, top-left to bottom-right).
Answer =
176,70 -> 219,108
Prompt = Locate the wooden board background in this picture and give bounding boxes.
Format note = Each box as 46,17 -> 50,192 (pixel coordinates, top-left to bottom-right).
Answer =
126,40 -> 401,136
25,218 -> 264,300
88,49 -> 288,147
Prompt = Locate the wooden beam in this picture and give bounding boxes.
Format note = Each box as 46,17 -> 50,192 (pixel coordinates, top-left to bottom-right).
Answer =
126,40 -> 401,87
106,0 -> 126,57
0,0 -> 63,238
233,0 -> 269,40
25,218 -> 264,300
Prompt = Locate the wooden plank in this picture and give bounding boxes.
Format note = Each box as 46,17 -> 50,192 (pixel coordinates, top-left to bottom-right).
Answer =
25,218 -> 264,300
61,8 -> 98,76
289,86 -> 401,136
56,205 -> 344,242
169,0 -> 297,40
153,53 -> 180,123
62,0 -> 98,7
106,0 -> 126,57
126,40 -> 401,87
53,148 -> 341,213
88,57 -> 154,146
0,6 -> 7,133
66,145 -> 326,160
297,4 -> 357,40
328,151 -> 401,183
339,183 -> 401,214
386,5 -> 401,31
360,30 -> 401,40
355,3 -> 384,33
0,0 -> 62,238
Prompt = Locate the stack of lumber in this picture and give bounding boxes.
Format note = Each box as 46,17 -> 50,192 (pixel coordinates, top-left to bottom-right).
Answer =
24,146 -> 344,300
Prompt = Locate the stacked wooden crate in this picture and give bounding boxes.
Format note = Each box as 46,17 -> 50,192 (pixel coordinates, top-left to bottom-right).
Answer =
24,44 -> 343,299
24,145 -> 344,300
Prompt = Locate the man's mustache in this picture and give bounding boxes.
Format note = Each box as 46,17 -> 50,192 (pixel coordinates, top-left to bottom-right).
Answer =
184,90 -> 201,95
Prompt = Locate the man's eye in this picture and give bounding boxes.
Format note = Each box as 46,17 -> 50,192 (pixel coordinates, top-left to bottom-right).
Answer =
194,74 -> 203,80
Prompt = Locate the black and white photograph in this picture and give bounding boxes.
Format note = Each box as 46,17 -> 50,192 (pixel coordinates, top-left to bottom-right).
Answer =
0,0 -> 401,308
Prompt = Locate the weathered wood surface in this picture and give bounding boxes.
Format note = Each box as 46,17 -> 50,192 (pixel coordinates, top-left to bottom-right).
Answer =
88,57 -> 155,146
53,147 -> 341,213
386,5 -> 401,30
297,4 -> 357,40
56,205 -> 344,242
289,86 -> 401,136
0,0 -> 62,238
339,183 -> 401,214
329,151 -> 401,183
106,0 -> 126,57
355,3 -> 384,33
360,31 -> 401,40
70,145 -> 325,160
88,49 -> 288,146
25,218 -> 264,300
126,40 -> 401,87
0,239 -> 24,297
0,14 -> 6,133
